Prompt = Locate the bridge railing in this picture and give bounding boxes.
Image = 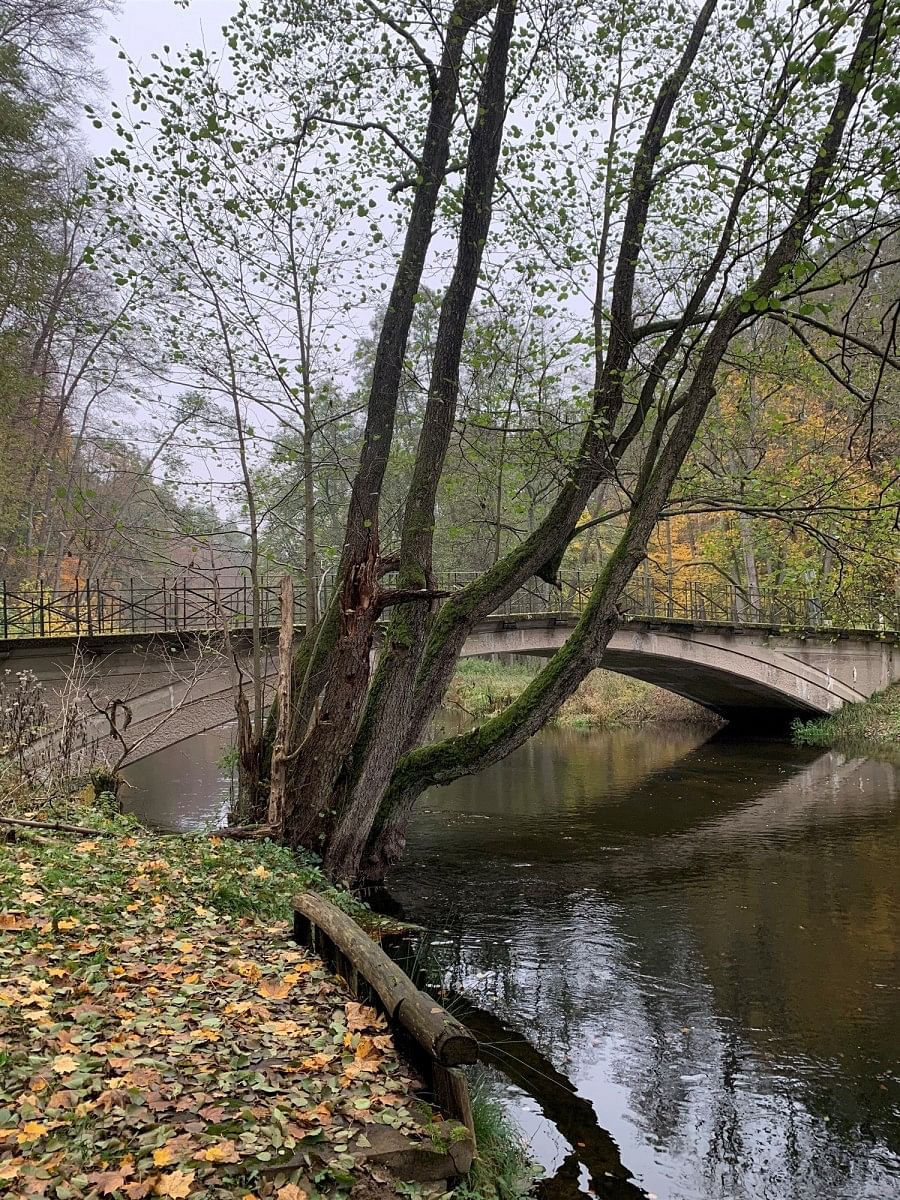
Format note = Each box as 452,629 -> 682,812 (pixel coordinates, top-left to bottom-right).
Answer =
0,573 -> 896,640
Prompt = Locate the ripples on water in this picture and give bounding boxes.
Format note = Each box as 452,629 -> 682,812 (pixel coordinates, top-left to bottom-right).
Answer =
127,722 -> 900,1200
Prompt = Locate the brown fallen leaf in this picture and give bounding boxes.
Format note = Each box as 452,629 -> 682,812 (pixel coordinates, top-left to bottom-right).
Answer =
124,1182 -> 153,1200
0,914 -> 33,930
275,1185 -> 307,1200
88,1161 -> 135,1195
345,1001 -> 384,1032
258,979 -> 291,1000
154,1170 -> 195,1199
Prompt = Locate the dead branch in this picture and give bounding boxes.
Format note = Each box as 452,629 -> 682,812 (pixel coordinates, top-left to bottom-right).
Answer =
0,815 -> 114,836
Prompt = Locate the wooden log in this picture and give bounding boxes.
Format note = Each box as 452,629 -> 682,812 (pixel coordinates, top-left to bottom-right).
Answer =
432,1063 -> 475,1136
293,891 -> 477,1067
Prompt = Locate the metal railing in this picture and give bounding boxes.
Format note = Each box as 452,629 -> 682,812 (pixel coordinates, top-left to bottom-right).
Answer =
0,572 -> 897,640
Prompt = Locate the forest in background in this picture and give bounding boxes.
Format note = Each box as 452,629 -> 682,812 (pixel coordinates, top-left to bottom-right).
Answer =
1,0 -> 896,616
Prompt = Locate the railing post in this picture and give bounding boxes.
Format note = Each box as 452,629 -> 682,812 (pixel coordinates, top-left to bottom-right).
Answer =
162,577 -> 168,632
1,579 -> 6,639
39,579 -> 45,637
85,578 -> 93,637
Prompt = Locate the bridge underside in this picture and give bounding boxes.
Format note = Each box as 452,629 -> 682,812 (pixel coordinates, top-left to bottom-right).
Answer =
573,648 -> 822,725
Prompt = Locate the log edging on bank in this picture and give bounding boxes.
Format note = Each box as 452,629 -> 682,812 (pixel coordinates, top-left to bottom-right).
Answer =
291,891 -> 477,1136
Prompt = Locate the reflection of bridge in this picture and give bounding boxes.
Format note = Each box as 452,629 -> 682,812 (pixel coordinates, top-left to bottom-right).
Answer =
2,604 -> 898,763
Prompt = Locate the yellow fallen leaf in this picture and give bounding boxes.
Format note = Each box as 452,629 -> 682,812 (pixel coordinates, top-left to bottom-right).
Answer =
355,1037 -> 379,1061
152,1147 -> 174,1167
57,917 -> 80,931
262,1020 -> 302,1037
174,940 -> 194,954
197,1139 -> 240,1164
74,841 -> 99,853
283,964 -> 315,983
250,865 -> 270,878
0,914 -> 33,930
154,1170 -> 195,1199
301,1052 -> 336,1070
17,1121 -> 48,1144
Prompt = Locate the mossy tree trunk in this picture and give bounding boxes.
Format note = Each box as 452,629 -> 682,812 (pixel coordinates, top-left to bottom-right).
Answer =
274,0 -> 889,884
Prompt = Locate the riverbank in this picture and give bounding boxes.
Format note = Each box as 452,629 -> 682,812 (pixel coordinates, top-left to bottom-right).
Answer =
448,658 -> 717,728
0,800 -> 531,1200
792,683 -> 900,762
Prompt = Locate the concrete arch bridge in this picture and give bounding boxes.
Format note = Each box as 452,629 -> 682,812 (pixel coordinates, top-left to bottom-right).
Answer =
1,573 -> 897,763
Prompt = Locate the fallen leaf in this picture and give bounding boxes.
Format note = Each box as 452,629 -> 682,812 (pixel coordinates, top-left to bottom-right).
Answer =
345,1001 -> 383,1031
88,1162 -> 135,1195
0,914 -> 33,930
51,1054 -> 80,1074
17,1122 -> 49,1144
276,1186 -> 307,1200
197,1139 -> 240,1164
124,1183 -> 152,1199
258,979 -> 291,1000
154,1170 -> 195,1199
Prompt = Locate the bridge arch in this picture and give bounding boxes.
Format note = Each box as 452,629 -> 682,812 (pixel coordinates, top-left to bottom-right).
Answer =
461,618 -> 891,721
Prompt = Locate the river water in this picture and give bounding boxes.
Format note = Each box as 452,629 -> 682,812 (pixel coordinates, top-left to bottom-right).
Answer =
126,723 -> 900,1200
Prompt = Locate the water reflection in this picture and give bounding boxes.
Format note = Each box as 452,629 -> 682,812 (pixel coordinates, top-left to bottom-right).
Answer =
124,725 -> 234,830
388,729 -> 900,1200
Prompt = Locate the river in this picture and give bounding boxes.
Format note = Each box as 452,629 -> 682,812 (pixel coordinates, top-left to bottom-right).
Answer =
126,723 -> 900,1200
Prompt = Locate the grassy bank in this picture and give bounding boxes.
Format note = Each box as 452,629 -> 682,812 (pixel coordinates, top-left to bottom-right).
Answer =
0,798 -> 533,1200
792,684 -> 900,761
447,658 -> 716,730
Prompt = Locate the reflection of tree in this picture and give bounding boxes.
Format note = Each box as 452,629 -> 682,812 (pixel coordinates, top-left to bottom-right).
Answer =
456,999 -> 647,1200
393,730 -> 900,1197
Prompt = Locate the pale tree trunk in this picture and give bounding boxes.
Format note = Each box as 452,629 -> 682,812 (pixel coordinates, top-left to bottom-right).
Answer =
268,574 -> 294,831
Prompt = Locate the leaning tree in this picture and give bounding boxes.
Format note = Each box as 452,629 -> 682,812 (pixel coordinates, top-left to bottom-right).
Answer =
106,0 -> 899,882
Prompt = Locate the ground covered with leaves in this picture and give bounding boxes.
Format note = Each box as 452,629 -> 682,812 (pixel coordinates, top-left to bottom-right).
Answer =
0,813 -> 456,1200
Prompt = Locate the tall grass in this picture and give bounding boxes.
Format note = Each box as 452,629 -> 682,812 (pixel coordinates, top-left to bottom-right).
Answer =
457,1069 -> 537,1199
792,684 -> 900,761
